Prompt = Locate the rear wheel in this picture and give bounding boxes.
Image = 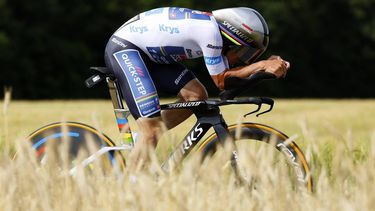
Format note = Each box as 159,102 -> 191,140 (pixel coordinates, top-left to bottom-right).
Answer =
197,122 -> 313,192
26,122 -> 126,174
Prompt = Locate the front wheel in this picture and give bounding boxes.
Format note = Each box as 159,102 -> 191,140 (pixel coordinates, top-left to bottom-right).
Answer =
197,122 -> 313,192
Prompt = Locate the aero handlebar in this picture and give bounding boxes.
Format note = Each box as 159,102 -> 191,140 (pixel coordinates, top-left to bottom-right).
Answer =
219,71 -> 276,100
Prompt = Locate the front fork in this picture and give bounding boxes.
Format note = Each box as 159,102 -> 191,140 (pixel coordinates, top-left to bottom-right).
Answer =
210,115 -> 239,175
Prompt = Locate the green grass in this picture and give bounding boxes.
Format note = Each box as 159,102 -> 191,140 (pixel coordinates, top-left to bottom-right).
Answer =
1,99 -> 374,210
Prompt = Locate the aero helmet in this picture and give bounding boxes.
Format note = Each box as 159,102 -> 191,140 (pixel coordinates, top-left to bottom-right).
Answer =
212,7 -> 269,64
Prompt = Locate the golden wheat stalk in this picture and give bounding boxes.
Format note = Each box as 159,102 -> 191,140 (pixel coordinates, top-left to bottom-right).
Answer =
3,86 -> 12,115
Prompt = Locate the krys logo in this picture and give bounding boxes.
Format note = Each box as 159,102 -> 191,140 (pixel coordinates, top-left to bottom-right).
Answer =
121,53 -> 147,95
130,26 -> 148,34
204,56 -> 222,65
159,24 -> 180,34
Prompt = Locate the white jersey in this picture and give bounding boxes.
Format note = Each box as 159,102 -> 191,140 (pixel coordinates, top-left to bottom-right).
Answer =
113,7 -> 229,75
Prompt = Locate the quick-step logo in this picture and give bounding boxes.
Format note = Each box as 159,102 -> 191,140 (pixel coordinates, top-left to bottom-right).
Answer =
113,49 -> 160,117
121,53 -> 147,95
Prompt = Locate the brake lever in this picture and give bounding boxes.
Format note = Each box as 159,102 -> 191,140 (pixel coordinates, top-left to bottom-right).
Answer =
256,97 -> 274,117
243,102 -> 262,118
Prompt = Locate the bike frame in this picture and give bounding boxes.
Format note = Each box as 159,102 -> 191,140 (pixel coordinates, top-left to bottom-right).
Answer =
159,101 -> 232,171
73,75 -> 272,175
106,77 -> 233,172
68,68 -> 313,192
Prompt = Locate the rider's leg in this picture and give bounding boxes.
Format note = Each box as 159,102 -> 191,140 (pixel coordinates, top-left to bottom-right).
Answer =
129,116 -> 165,170
129,79 -> 208,168
104,37 -> 165,169
161,78 -> 208,129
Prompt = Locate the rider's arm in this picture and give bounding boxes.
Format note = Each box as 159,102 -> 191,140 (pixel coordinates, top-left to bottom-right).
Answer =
196,23 -> 289,90
211,56 -> 290,90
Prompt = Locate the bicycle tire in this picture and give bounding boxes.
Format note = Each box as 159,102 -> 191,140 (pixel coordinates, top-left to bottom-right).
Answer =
197,122 -> 313,192
26,122 -> 126,173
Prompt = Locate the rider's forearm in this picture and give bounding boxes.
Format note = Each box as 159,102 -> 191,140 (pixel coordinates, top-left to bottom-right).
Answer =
211,61 -> 265,90
225,61 -> 265,78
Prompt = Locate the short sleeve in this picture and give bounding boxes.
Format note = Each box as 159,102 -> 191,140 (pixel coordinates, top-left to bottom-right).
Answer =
198,24 -> 229,75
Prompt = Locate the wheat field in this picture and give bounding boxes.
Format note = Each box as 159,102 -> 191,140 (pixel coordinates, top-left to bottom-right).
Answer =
0,98 -> 374,210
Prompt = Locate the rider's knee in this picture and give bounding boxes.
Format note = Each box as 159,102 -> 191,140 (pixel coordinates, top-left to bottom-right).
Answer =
193,85 -> 208,100
186,88 -> 208,101
180,79 -> 208,101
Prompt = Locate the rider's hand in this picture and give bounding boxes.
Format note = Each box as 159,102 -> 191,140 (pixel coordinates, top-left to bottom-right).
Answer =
259,55 -> 290,78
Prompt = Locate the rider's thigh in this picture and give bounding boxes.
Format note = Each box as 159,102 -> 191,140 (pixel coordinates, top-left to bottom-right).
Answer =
104,36 -> 161,120
178,79 -> 208,101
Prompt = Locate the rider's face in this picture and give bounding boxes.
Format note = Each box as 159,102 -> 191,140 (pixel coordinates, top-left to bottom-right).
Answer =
225,49 -> 241,66
225,46 -> 264,67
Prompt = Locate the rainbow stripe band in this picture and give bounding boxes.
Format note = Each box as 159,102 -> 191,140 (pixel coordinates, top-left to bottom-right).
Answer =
136,93 -> 158,103
221,31 -> 241,46
218,25 -> 249,46
32,132 -> 80,149
124,133 -> 133,144
116,118 -> 128,125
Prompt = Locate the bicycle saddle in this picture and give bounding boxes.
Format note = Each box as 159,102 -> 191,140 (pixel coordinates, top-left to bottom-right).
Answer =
89,67 -> 111,75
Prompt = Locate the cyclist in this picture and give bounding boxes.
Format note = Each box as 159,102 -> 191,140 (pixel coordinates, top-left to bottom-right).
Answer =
104,7 -> 290,163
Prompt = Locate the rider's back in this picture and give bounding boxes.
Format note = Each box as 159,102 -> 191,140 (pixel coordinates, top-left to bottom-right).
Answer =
113,7 -> 227,75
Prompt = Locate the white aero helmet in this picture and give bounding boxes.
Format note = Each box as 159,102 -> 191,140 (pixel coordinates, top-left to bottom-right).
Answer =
212,7 -> 269,64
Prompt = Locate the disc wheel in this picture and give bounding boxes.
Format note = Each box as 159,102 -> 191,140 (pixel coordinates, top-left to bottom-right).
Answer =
27,122 -> 126,174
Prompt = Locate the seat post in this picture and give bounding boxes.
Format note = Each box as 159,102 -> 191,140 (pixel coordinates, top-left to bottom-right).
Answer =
106,77 -> 135,146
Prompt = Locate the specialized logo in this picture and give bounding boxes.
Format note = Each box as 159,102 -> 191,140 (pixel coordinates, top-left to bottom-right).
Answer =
111,37 -> 127,48
204,56 -> 222,65
181,124 -> 204,154
221,21 -> 253,43
113,50 -> 160,117
206,44 -> 222,50
167,101 -> 202,109
159,24 -> 180,34
130,26 -> 148,34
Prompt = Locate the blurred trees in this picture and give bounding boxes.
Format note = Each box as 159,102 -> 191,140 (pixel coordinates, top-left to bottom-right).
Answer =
0,0 -> 374,99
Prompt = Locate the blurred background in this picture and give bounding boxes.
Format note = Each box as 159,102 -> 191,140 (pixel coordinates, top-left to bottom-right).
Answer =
1,0 -> 374,99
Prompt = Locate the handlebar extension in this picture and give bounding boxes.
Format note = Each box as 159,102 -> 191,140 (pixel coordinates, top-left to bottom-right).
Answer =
219,71 -> 276,100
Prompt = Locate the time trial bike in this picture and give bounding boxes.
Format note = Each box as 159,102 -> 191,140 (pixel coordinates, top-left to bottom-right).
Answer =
26,67 -> 313,192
